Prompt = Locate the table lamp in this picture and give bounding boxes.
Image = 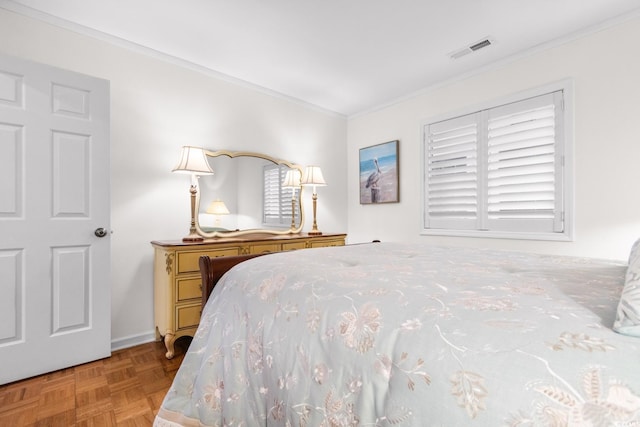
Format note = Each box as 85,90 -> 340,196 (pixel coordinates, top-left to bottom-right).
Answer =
300,166 -> 326,236
172,146 -> 214,242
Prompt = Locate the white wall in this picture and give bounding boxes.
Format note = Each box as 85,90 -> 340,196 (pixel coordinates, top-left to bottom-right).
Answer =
0,8 -> 348,348
347,15 -> 640,261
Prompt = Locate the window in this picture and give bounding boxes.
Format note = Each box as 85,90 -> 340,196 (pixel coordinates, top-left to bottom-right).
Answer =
263,164 -> 297,226
423,85 -> 572,240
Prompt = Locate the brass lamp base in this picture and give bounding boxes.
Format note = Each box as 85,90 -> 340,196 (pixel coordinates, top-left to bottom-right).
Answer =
308,191 -> 322,236
183,180 -> 204,242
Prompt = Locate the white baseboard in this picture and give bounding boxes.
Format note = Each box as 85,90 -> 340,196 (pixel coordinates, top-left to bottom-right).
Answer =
110,330 -> 157,352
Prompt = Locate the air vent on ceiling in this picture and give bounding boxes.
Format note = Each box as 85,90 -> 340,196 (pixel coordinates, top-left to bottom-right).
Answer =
449,37 -> 495,60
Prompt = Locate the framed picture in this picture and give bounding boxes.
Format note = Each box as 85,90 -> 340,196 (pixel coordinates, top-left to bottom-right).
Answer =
359,140 -> 399,204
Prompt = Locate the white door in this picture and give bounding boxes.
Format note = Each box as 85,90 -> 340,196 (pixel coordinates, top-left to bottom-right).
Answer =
0,53 -> 110,384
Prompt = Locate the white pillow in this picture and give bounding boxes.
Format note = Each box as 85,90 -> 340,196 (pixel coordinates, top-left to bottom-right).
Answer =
613,238 -> 640,336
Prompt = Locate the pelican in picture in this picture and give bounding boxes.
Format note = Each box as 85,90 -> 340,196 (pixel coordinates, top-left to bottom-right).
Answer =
365,157 -> 382,203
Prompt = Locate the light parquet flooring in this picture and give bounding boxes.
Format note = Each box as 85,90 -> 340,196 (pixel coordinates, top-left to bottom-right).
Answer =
0,338 -> 189,426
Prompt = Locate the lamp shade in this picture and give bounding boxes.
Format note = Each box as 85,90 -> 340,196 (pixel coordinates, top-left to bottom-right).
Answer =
206,199 -> 230,215
172,146 -> 214,175
282,169 -> 302,188
300,166 -> 327,187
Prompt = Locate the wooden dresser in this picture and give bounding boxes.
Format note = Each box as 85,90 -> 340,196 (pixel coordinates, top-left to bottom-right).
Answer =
151,232 -> 346,358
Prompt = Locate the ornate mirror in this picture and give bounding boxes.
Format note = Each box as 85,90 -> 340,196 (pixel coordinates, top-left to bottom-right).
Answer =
194,150 -> 304,238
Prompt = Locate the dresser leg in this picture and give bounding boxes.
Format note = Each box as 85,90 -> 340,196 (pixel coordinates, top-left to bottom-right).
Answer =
164,332 -> 176,359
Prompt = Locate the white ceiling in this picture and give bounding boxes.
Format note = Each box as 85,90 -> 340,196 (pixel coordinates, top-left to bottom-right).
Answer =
4,0 -> 640,116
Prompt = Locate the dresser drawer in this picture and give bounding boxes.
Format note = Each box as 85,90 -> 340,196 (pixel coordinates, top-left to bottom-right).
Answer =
310,239 -> 345,248
249,243 -> 282,254
282,241 -> 307,251
176,277 -> 202,302
176,303 -> 201,330
177,248 -> 239,274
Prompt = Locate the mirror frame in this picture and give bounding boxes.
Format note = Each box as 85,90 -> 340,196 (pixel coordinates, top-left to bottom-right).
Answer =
194,149 -> 305,238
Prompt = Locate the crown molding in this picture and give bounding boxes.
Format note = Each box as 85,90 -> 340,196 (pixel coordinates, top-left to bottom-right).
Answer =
0,0 -> 346,119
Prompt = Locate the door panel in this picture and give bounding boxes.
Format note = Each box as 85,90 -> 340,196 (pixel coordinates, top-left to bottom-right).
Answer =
52,246 -> 90,334
0,123 -> 22,217
0,53 -> 110,384
0,249 -> 22,344
52,131 -> 91,216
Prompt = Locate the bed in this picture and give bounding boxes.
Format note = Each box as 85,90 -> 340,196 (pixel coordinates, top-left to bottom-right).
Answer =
154,242 -> 640,426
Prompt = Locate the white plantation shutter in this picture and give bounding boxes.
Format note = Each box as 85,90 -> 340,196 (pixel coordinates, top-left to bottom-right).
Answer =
425,113 -> 479,230
263,164 -> 292,226
423,89 -> 567,238
486,92 -> 563,232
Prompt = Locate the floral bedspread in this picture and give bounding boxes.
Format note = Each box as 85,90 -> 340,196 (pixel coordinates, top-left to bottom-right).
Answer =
154,242 -> 640,426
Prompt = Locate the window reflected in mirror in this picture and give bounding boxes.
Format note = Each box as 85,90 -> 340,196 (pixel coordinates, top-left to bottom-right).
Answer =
263,164 -> 300,228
